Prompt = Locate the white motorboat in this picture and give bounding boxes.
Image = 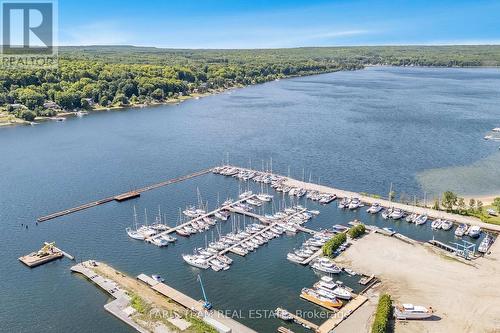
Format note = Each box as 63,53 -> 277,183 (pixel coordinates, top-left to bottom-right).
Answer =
431,219 -> 442,230
367,203 -> 383,214
126,227 -> 145,240
381,209 -> 391,219
275,308 -> 293,321
382,227 -> 395,235
455,223 -> 467,237
150,237 -> 169,247
257,193 -> 273,202
390,209 -> 404,220
287,253 -> 305,264
314,282 -> 352,300
315,276 -> 336,289
348,198 -> 361,210
162,234 -> 177,242
338,198 -> 350,209
239,191 -> 253,199
215,211 -> 230,221
151,274 -> 164,283
183,207 -> 198,218
394,304 -> 433,320
414,214 -> 428,225
282,223 -> 298,234
246,198 -> 263,206
440,220 -> 453,231
182,255 -> 209,269
311,258 -> 342,274
467,225 -> 481,238
406,213 -> 417,223
478,234 -> 493,253
222,198 -> 234,206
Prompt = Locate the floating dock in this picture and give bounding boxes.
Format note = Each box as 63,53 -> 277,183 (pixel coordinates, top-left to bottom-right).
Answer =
359,274 -> 375,286
37,168 -> 212,222
276,307 -> 319,331
19,242 -> 73,267
19,249 -> 63,267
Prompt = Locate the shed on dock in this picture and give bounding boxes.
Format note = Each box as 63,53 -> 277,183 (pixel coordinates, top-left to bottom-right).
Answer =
114,191 -> 140,202
19,242 -> 64,268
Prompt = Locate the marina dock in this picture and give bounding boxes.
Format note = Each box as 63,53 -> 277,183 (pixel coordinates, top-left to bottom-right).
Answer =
207,208 -> 308,261
227,206 -> 271,223
147,194 -> 257,241
19,242 -> 73,267
276,307 -> 319,331
71,262 -> 149,333
222,165 -> 500,234
316,295 -> 368,333
73,261 -> 258,333
37,168 -> 213,222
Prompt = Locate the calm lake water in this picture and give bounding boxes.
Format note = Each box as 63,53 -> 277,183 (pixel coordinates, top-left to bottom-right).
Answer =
1,67 -> 499,333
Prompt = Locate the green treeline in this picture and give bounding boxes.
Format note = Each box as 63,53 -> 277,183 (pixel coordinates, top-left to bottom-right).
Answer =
2,45 -> 500,121
371,293 -> 393,333
322,232 -> 347,257
348,224 -> 366,238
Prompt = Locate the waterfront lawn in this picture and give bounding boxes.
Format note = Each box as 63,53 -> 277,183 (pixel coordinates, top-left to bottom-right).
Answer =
477,205 -> 500,225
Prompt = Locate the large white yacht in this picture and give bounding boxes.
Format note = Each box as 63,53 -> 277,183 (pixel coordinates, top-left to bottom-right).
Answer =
367,203 -> 383,214
311,258 -> 342,274
394,304 -> 433,320
182,254 -> 209,269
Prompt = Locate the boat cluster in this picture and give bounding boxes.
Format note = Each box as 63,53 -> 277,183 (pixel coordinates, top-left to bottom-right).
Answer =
286,230 -> 337,264
213,166 -> 336,204
126,207 -> 177,246
338,197 -> 363,210
175,204 -> 231,237
213,166 -> 285,184
182,223 -> 281,271
366,203 -> 485,239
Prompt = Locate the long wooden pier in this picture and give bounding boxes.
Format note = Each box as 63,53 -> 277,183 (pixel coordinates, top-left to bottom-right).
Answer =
316,295 -> 368,333
37,168 -> 213,222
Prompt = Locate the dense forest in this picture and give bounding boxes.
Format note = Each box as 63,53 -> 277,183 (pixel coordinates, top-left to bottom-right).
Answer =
1,45 -> 500,122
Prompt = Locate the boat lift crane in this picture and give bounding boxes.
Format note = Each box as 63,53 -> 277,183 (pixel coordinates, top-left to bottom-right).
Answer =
197,274 -> 212,310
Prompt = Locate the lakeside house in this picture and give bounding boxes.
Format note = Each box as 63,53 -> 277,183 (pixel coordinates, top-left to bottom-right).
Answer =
43,101 -> 60,110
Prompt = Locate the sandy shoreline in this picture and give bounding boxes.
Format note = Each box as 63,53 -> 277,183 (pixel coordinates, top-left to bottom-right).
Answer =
336,233 -> 500,333
461,194 -> 499,206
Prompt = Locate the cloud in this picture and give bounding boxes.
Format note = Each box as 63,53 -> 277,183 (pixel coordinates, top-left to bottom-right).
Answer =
59,21 -> 133,46
304,29 -> 372,40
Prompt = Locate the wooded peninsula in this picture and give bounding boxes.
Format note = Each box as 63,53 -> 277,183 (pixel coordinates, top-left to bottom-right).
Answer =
1,45 -> 500,124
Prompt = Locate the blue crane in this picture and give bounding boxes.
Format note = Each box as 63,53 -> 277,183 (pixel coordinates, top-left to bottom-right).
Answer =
197,274 -> 212,310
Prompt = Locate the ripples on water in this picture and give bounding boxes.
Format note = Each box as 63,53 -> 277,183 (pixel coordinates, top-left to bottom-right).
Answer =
0,67 -> 499,332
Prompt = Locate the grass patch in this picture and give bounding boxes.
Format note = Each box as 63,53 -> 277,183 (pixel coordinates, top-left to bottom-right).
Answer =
130,294 -> 150,314
186,315 -> 218,333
